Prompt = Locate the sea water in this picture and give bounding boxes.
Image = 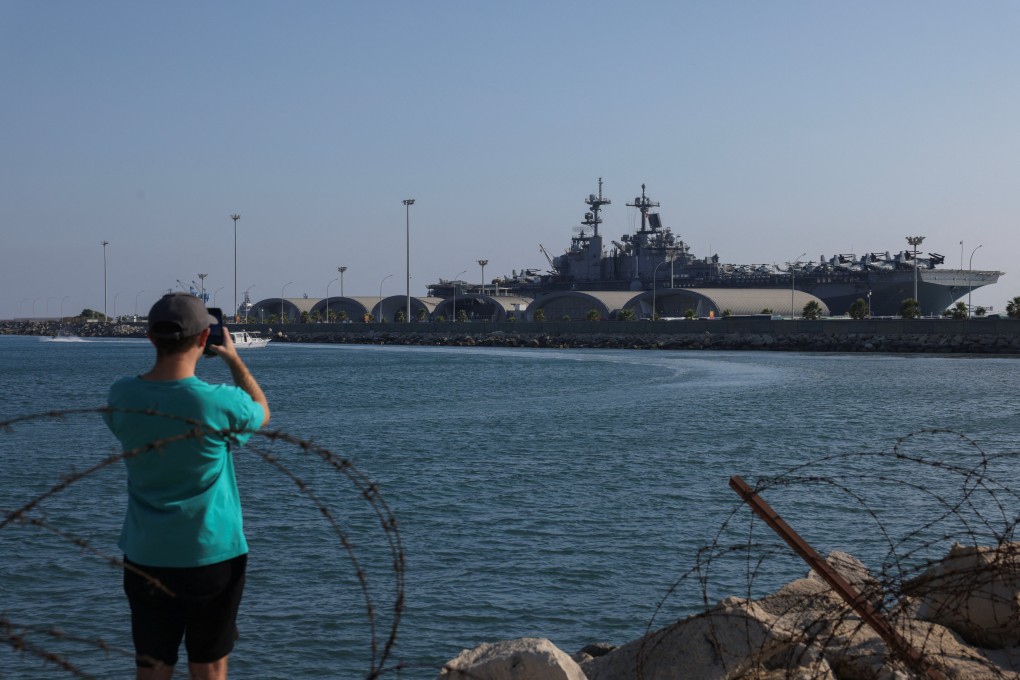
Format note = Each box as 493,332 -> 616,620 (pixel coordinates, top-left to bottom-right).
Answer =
1,335 -> 1018,678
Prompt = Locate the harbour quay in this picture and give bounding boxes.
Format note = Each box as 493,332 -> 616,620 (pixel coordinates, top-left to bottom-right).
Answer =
270,317 -> 1020,353
4,318 -> 1019,353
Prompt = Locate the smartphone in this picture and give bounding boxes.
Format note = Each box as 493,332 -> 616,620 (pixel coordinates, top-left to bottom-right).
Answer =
204,307 -> 224,356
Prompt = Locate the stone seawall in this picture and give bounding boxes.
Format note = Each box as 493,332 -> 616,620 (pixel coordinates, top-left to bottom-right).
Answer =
4,319 -> 1019,354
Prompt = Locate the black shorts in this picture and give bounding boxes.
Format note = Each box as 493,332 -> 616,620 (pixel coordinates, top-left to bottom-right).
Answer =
123,553 -> 247,668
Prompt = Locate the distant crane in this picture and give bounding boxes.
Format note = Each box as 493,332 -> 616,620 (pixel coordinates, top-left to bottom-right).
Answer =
539,244 -> 556,272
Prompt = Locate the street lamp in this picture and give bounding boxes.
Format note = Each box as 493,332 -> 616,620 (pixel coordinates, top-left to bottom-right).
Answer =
378,274 -> 393,321
102,240 -> 109,320
791,252 -> 806,319
326,276 -> 339,323
281,281 -> 293,323
906,236 -> 925,308
451,269 -> 466,322
338,266 -> 347,297
652,258 -> 673,320
404,199 -> 415,324
477,259 -> 488,296
134,290 -> 146,317
968,244 -> 983,316
213,287 -> 224,307
231,214 -> 240,320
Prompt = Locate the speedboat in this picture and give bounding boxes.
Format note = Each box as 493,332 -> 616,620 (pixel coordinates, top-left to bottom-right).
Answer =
231,331 -> 270,349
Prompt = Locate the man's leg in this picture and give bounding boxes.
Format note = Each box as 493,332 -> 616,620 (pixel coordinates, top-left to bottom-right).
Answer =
188,656 -> 228,680
136,662 -> 175,680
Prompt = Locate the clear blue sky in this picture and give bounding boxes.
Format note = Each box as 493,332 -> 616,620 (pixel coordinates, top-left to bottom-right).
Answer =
3,1 -> 1017,318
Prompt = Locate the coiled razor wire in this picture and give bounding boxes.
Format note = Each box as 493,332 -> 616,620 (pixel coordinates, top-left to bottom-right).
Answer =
1,407 -> 405,679
5,413 -> 1020,679
636,429 -> 1020,680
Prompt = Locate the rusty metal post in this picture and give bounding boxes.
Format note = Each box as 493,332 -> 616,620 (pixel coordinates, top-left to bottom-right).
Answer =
729,475 -> 947,680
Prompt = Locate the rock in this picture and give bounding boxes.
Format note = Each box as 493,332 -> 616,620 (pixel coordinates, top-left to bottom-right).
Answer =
904,542 -> 1020,649
582,598 -> 795,680
439,637 -> 587,680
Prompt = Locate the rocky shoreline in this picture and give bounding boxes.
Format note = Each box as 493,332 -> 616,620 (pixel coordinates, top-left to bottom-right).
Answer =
6,319 -> 1020,354
440,544 -> 1020,679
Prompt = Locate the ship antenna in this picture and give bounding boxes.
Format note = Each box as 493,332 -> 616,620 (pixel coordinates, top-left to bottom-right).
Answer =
583,177 -> 611,237
627,183 -> 660,233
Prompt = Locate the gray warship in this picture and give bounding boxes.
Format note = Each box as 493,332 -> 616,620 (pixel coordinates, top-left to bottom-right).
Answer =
430,179 -> 1002,317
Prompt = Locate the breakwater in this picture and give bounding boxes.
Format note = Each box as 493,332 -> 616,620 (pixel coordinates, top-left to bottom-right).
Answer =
4,318 -> 1019,353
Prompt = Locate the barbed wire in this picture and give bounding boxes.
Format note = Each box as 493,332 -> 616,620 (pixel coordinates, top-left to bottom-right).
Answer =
6,413 -> 1020,678
1,407 -> 405,679
625,429 -> 1020,680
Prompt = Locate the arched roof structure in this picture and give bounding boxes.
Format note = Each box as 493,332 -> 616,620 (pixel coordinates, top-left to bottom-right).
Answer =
526,288 -> 828,320
630,288 -> 828,318
432,294 -> 533,322
526,291 -> 639,321
310,296 -> 385,322
374,296 -> 445,323
249,297 -> 318,323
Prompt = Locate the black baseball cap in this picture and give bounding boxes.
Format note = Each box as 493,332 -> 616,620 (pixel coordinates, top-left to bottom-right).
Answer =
147,293 -> 218,339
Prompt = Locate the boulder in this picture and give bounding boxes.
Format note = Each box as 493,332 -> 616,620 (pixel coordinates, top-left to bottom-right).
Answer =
439,637 -> 587,680
582,597 -> 796,680
904,542 -> 1020,648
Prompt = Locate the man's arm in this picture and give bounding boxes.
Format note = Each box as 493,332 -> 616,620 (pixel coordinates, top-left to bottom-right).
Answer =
209,328 -> 270,427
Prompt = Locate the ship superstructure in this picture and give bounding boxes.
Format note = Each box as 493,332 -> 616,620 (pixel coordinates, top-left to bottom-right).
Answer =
430,180 -> 1002,317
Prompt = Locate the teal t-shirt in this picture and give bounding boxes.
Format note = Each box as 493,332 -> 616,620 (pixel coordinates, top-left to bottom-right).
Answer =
104,376 -> 264,567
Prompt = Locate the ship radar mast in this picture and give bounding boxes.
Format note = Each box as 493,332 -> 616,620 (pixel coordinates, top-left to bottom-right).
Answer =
627,183 -> 660,233
582,177 -> 611,237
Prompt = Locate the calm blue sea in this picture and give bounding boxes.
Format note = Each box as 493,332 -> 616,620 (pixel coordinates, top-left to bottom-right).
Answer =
1,335 -> 1018,678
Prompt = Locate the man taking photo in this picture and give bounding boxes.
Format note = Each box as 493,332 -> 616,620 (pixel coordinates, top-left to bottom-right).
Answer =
104,292 -> 270,680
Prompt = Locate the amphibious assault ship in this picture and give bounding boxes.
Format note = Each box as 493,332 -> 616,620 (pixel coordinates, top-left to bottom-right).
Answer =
430,180 -> 1001,317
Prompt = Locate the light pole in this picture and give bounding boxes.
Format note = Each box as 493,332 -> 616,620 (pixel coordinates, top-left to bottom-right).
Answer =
102,240 -> 109,320
231,214 -> 240,320
213,287 -> 224,307
404,198 -> 415,323
906,236 -> 925,308
326,276 -> 339,323
451,269 -> 466,322
378,274 -> 393,322
134,290 -> 146,317
652,258 -> 673,320
338,266 -> 347,297
281,281 -> 293,323
477,259 -> 488,296
198,273 -> 208,301
791,252 -> 806,319
968,244 -> 983,315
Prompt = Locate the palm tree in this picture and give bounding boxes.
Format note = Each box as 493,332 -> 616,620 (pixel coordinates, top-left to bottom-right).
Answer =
944,302 -> 967,320
900,298 -> 920,319
1007,297 -> 1020,319
848,298 -> 868,320
802,300 -> 823,320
